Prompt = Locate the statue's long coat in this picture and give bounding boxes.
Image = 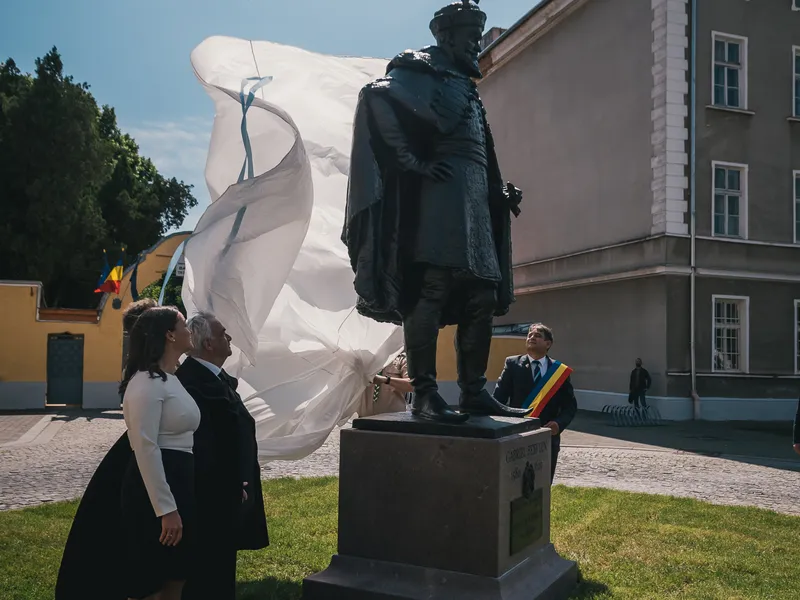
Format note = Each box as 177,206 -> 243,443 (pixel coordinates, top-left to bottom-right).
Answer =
342,46 -> 517,326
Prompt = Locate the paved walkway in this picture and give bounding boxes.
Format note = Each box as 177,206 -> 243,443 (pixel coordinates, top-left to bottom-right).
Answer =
0,413 -> 50,446
1,411 -> 798,515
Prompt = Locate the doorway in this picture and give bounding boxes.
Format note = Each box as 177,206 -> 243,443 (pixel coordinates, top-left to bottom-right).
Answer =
46,333 -> 84,407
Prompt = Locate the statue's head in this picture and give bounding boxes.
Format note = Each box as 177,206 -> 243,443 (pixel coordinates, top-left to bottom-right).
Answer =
430,0 -> 487,76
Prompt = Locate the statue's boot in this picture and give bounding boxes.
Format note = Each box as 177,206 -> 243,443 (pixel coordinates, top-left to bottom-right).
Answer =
455,290 -> 531,418
407,340 -> 469,424
412,390 -> 470,423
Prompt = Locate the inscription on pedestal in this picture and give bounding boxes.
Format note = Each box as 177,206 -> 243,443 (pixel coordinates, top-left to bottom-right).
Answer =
503,439 -> 548,560
509,486 -> 544,555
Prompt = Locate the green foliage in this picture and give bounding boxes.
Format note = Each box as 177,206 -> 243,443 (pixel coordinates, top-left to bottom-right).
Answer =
139,274 -> 186,316
0,47 -> 197,308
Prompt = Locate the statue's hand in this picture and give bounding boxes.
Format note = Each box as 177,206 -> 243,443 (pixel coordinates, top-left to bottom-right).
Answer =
420,160 -> 454,183
505,182 -> 522,217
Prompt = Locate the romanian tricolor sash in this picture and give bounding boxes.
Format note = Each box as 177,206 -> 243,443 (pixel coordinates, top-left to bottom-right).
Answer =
523,359 -> 573,418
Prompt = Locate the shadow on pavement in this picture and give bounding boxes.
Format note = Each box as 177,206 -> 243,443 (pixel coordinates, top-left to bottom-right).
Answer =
0,408 -> 122,420
48,409 -> 124,423
563,410 -> 800,472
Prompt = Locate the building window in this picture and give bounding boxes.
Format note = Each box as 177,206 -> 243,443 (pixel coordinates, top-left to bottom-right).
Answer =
795,47 -> 800,117
795,171 -> 800,243
712,162 -> 747,238
712,33 -> 747,109
712,296 -> 749,373
794,0 -> 800,12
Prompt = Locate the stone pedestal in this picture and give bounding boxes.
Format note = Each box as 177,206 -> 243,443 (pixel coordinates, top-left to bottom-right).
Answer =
302,413 -> 577,600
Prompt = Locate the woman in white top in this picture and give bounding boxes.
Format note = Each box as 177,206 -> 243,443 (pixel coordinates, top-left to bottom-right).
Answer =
119,306 -> 200,600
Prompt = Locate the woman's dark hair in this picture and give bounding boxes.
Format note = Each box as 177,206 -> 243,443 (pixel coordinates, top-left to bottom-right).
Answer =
119,306 -> 181,397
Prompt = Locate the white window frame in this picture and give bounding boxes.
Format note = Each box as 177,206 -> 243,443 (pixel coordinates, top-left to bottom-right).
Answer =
794,170 -> 800,244
711,295 -> 750,374
794,46 -> 800,118
795,299 -> 800,374
711,161 -> 748,239
793,0 -> 800,12
711,32 -> 748,110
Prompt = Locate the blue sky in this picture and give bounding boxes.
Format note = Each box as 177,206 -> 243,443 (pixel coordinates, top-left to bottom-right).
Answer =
2,0 -> 539,229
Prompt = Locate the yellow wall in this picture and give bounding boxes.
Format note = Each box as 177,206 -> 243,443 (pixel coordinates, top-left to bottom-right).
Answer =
1,234 -> 522,390
436,326 -> 527,382
0,233 -> 189,385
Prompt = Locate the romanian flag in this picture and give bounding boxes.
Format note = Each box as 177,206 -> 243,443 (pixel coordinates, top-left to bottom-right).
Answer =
95,250 -> 124,295
522,360 -> 573,419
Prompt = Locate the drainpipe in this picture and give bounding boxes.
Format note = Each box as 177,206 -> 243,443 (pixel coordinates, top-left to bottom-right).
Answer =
689,0 -> 699,419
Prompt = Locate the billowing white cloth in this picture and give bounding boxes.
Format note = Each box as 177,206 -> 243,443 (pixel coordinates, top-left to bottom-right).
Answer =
183,36 -> 404,461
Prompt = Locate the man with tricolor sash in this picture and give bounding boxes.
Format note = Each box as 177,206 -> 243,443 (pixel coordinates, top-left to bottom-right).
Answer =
493,323 -> 577,482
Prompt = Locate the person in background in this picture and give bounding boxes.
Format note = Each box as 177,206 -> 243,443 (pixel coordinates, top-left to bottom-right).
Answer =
493,323 -> 577,482
628,358 -> 651,409
180,312 -> 269,600
122,298 -> 158,333
793,397 -> 799,456
359,352 -> 415,417
56,298 -> 159,600
119,306 -> 199,600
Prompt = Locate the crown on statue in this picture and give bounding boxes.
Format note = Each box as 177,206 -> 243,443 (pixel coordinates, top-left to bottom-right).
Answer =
430,0 -> 487,36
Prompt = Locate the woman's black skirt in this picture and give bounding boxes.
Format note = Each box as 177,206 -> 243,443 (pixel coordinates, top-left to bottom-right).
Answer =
121,448 -> 195,599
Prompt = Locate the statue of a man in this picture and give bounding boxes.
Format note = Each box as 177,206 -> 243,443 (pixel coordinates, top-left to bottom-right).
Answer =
342,0 -> 529,423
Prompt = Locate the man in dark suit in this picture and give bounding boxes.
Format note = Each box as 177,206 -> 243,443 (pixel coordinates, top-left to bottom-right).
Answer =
493,323 -> 577,482
180,312 -> 269,600
628,358 -> 651,408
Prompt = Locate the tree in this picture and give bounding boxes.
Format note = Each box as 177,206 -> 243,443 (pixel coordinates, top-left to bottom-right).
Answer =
0,48 -> 197,308
139,274 -> 186,316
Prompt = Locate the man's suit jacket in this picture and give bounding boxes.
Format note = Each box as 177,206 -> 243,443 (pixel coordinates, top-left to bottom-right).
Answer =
177,357 -> 269,600
176,357 -> 269,550
492,354 -> 578,452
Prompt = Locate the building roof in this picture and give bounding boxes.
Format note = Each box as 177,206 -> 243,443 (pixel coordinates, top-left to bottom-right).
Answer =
479,0 -> 589,78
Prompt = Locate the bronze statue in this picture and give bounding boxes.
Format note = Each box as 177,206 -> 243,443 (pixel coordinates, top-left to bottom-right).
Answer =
342,0 -> 528,423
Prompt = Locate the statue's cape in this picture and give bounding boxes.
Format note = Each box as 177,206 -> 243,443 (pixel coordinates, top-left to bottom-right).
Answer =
341,46 -> 515,326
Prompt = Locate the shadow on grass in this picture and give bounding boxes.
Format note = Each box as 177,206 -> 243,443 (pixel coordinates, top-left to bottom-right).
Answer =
570,575 -> 611,599
237,577 -> 303,600
234,571 -> 610,600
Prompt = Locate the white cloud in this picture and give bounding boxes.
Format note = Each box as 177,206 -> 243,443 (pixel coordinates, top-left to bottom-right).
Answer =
123,116 -> 213,231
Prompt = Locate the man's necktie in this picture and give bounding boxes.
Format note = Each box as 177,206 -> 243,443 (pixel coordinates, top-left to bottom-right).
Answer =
532,360 -> 541,387
219,369 -> 239,392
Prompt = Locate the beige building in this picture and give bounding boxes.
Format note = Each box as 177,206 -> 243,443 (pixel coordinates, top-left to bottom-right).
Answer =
0,232 -> 190,410
478,0 -> 800,420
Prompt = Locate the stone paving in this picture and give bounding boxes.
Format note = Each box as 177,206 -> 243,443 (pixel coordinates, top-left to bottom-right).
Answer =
0,413 -> 126,511
1,412 -> 799,516
557,447 -> 800,516
0,413 -> 48,445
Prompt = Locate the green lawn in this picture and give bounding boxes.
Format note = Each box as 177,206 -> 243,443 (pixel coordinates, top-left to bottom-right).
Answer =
1,478 -> 798,599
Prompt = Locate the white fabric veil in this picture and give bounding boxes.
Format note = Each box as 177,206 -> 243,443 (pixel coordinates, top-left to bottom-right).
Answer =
182,36 -> 403,461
